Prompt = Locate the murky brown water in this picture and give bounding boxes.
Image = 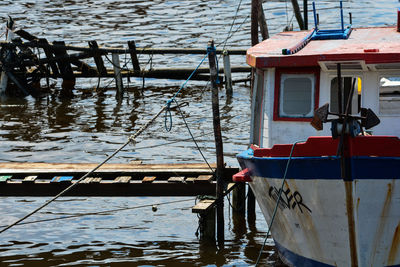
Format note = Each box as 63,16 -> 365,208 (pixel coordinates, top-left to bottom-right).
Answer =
0,0 -> 398,266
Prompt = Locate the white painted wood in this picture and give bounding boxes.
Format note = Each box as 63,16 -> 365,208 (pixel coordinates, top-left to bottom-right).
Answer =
223,50 -> 232,95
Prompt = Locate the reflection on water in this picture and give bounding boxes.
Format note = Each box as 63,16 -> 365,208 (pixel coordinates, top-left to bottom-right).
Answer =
0,0 -> 398,266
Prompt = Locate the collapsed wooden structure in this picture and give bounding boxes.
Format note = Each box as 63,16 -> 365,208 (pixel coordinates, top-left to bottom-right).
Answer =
0,28 -> 249,98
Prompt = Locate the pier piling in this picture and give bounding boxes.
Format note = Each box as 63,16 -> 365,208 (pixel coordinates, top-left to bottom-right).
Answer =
208,39 -> 225,249
112,53 -> 124,99
223,50 -> 233,96
232,183 -> 246,216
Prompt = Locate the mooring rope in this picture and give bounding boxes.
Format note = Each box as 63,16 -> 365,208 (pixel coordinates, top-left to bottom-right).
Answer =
0,106 -> 166,234
0,198 -> 195,229
173,98 -> 214,172
255,140 -> 304,266
164,52 -> 209,132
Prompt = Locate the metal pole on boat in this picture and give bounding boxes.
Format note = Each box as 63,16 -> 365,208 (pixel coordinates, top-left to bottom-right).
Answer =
337,63 -> 343,114
208,39 -> 225,248
340,1 -> 344,32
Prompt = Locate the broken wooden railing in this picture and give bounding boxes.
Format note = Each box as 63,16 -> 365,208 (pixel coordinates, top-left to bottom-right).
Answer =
0,29 -> 249,98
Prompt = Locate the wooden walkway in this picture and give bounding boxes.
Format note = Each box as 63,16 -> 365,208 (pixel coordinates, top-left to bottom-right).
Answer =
0,162 -> 238,197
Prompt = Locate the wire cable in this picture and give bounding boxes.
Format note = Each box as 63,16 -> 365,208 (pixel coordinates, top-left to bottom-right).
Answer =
0,198 -> 194,228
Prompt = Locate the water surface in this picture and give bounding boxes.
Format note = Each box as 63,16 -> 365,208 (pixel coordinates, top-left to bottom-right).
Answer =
0,0 -> 398,266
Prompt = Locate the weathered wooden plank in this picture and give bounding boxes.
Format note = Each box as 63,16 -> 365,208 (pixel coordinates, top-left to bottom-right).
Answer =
70,58 -> 97,75
51,176 -> 73,183
22,175 -> 37,183
14,29 -> 38,41
0,162 -> 217,172
168,176 -> 185,183
53,41 -> 74,78
185,177 -> 196,183
194,174 -> 213,183
0,181 -> 216,196
142,176 -> 156,183
192,199 -> 215,214
88,40 -> 107,76
81,177 -> 102,184
0,175 -> 12,183
127,40 -> 141,72
114,176 -> 131,183
224,183 -> 237,194
38,38 -> 59,76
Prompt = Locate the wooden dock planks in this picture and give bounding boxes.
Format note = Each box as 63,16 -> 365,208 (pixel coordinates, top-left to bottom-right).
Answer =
194,175 -> 213,183
81,177 -> 102,184
22,176 -> 37,183
0,175 -> 12,183
142,176 -> 156,183
114,176 -> 131,183
192,199 -> 215,214
0,162 -> 238,197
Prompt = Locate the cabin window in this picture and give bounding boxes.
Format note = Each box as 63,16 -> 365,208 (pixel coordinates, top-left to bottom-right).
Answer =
274,68 -> 320,121
280,74 -> 314,117
330,77 -> 361,114
379,76 -> 400,115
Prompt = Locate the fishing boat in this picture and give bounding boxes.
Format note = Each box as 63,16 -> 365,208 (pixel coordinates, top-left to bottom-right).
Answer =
234,3 -> 400,266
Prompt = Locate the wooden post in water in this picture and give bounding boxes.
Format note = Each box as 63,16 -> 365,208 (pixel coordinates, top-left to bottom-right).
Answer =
53,40 -> 75,97
112,53 -> 124,99
291,0 -> 305,30
127,41 -> 141,73
304,0 -> 308,30
258,1 -> 269,40
248,0 -> 259,224
251,0 -> 259,46
39,38 -> 59,77
208,39 -> 225,249
88,41 -> 107,76
232,182 -> 245,217
192,199 -> 216,242
223,50 -> 232,96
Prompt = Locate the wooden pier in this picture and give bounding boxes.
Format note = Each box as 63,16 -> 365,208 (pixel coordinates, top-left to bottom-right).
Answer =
0,162 -> 238,197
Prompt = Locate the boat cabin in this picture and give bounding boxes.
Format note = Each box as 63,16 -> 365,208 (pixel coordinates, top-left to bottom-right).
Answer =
248,25 -> 400,147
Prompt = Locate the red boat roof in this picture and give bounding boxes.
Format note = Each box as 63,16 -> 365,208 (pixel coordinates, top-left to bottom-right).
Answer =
247,27 -> 400,68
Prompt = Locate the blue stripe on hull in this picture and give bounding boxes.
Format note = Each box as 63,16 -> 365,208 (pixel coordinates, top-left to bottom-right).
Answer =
238,149 -> 400,180
274,240 -> 335,267
274,240 -> 400,267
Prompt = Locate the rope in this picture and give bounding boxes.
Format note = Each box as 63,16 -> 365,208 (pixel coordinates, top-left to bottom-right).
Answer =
220,0 -> 243,51
173,99 -> 214,172
255,140 -> 304,266
164,52 -> 209,132
0,198 -> 194,229
0,106 -> 166,235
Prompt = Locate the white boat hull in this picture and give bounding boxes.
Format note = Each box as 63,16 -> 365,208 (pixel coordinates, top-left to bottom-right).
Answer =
250,176 -> 400,266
